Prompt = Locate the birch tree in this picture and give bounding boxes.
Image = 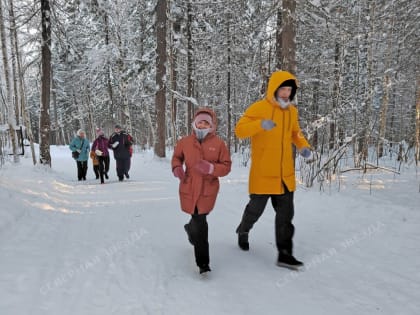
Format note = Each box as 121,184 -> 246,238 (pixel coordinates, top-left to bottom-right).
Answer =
0,0 -> 19,163
9,0 -> 36,164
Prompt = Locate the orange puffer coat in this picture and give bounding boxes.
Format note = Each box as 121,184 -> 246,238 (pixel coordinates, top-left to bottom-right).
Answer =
235,71 -> 310,194
172,109 -> 232,215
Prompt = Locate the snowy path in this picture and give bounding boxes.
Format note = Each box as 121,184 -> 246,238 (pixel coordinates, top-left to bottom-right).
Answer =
1,146 -> 420,315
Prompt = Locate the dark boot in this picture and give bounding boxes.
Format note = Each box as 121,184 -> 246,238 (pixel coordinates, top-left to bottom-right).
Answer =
276,250 -> 303,270
199,264 -> 211,274
236,226 -> 249,251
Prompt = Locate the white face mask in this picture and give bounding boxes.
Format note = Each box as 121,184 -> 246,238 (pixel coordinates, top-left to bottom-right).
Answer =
277,97 -> 290,109
192,123 -> 211,140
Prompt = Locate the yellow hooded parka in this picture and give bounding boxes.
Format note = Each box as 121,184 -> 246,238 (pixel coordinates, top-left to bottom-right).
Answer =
235,71 -> 310,195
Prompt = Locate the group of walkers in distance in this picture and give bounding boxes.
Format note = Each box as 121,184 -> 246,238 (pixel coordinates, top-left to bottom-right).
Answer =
69,71 -> 314,275
69,124 -> 134,184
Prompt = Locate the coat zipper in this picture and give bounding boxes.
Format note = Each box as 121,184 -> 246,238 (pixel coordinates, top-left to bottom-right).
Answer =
281,109 -> 285,192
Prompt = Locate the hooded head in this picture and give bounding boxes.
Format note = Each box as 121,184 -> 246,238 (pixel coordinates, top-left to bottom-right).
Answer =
266,71 -> 298,108
77,129 -> 86,137
96,127 -> 104,136
192,108 -> 216,141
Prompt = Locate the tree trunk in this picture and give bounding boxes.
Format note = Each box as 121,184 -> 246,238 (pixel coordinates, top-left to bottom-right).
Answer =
275,7 -> 282,70
226,13 -> 232,151
186,0 -> 193,135
51,66 -> 61,145
170,14 -> 180,145
0,0 -> 19,163
103,14 -> 115,123
330,41 -> 340,150
116,32 -> 132,132
415,73 -> 420,165
154,0 -> 167,158
39,0 -> 52,166
377,12 -> 395,160
280,0 -> 296,73
361,0 -> 376,168
9,0 -> 36,164
378,74 -> 390,159
8,0 -> 20,126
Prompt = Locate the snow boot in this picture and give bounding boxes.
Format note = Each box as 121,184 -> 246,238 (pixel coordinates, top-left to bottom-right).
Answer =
236,226 -> 249,251
276,250 -> 303,270
199,264 -> 211,274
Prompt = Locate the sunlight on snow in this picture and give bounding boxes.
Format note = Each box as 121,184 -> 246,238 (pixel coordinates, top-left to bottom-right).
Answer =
26,201 -> 82,215
356,179 -> 385,190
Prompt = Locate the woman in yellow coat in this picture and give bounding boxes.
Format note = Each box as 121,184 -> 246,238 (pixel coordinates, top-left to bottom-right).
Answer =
235,70 -> 312,270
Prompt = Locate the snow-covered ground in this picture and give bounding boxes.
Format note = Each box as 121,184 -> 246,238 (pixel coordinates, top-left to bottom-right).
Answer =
0,145 -> 419,315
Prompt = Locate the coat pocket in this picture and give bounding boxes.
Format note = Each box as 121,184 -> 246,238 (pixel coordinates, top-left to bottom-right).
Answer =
179,178 -> 193,198
203,178 -> 220,196
259,148 -> 281,176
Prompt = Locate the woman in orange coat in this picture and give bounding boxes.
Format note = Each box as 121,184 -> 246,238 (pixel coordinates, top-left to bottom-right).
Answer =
235,70 -> 312,270
171,108 -> 231,274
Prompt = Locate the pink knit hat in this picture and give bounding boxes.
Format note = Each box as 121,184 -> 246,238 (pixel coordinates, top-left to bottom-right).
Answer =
194,113 -> 213,127
96,128 -> 104,136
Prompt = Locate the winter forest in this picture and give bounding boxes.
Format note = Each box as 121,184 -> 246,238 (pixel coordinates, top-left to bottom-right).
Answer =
0,0 -> 419,177
1,1 -> 420,314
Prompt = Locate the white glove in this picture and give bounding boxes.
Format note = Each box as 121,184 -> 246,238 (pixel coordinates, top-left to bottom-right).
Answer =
95,149 -> 103,156
112,141 -> 119,148
77,149 -> 81,153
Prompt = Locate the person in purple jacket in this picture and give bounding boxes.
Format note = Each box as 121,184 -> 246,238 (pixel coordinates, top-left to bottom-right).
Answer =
91,128 -> 110,184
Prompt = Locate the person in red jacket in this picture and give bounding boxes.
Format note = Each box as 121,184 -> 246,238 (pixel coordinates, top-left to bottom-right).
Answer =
171,108 -> 232,274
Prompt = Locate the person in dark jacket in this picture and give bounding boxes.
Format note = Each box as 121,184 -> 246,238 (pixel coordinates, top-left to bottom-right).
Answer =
91,128 -> 111,184
171,108 -> 232,274
69,129 -> 90,181
108,124 -> 133,181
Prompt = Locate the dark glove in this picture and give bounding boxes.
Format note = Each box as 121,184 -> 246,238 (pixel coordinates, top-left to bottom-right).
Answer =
300,147 -> 312,159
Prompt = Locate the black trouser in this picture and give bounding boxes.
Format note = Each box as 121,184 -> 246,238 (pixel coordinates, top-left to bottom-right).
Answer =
93,165 -> 100,178
98,156 -> 110,183
188,211 -> 209,267
115,158 -> 130,180
237,186 -> 295,254
76,161 -> 88,180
